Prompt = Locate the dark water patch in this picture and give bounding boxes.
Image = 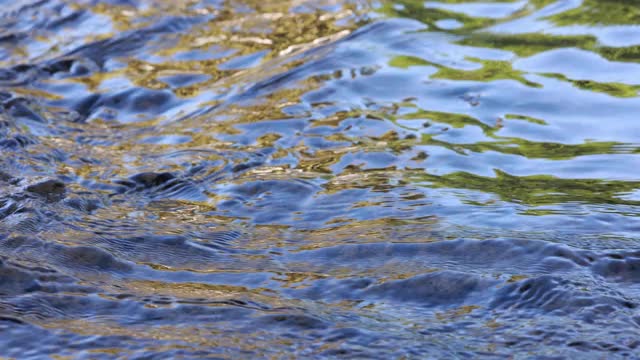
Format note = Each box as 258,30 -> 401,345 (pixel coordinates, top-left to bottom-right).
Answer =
0,255 -> 92,297
110,170 -> 206,202
0,260 -> 43,295
0,235 -> 133,276
118,171 -> 176,190
0,134 -> 38,149
0,67 -> 38,87
363,271 -> 496,306
287,238 -> 596,277
0,291 -> 257,329
44,57 -> 101,79
25,178 -> 65,201
63,196 -> 103,213
57,245 -> 133,273
592,253 -> 640,282
3,98 -> 47,123
50,223 -> 259,272
489,275 -> 637,318
252,313 -> 329,330
69,87 -> 179,123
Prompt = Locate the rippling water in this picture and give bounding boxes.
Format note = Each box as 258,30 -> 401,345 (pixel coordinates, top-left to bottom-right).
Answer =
2,0 -> 640,358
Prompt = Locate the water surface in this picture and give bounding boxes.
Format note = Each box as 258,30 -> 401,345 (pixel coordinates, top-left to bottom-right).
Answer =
1,0 -> 640,358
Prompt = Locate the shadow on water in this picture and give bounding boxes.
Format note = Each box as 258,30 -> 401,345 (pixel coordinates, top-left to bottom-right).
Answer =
1,0 -> 640,358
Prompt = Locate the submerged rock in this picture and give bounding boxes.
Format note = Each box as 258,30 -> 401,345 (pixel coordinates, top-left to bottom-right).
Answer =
25,179 -> 66,202
129,172 -> 176,188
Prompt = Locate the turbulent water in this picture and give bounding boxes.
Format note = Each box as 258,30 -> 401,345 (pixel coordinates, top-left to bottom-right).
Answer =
1,0 -> 640,358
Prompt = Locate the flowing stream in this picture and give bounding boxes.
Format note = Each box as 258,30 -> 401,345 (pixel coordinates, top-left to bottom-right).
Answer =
1,0 -> 640,358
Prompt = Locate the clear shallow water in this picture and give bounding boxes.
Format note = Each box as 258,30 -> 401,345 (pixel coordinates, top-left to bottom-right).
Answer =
1,0 -> 640,358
